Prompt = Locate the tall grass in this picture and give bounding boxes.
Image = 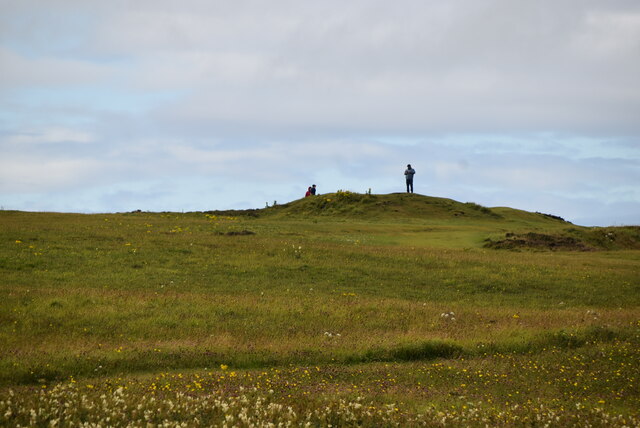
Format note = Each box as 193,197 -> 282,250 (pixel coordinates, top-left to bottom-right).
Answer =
1,203 -> 639,423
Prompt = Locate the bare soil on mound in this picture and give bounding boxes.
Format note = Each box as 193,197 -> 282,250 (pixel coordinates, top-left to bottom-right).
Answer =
484,232 -> 595,251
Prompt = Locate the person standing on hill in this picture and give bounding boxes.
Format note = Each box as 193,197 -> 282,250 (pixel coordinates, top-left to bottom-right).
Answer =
405,164 -> 415,193
310,184 -> 317,195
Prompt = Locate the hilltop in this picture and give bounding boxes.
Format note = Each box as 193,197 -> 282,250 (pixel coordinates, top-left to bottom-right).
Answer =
268,192 -> 509,220
209,191 -> 556,222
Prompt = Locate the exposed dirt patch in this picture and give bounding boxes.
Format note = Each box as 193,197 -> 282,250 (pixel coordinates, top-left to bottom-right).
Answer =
222,230 -> 256,236
484,232 -> 595,251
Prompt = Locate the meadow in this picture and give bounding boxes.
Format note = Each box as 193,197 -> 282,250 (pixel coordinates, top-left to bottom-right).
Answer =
1,193 -> 639,426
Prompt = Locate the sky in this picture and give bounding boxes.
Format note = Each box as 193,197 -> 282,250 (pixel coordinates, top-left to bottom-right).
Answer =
1,0 -> 639,226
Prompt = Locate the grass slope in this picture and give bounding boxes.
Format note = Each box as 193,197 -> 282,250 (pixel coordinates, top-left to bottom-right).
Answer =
1,194 -> 639,425
264,192 -> 505,220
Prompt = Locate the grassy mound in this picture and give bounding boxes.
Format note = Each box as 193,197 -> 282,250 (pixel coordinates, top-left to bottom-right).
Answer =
262,191 -> 506,220
581,226 -> 640,250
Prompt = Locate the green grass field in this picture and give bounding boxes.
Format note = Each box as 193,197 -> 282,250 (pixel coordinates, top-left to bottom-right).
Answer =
1,193 -> 639,426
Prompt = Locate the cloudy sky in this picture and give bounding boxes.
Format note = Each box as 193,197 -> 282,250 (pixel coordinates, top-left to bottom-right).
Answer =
1,0 -> 639,226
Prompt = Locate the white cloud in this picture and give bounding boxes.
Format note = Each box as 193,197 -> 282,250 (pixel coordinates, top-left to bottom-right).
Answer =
0,47 -> 109,88
0,156 -> 107,193
572,10 -> 640,58
4,127 -> 95,145
2,1 -> 639,135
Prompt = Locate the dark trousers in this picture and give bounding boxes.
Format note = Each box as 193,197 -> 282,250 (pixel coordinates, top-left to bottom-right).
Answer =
406,179 -> 413,193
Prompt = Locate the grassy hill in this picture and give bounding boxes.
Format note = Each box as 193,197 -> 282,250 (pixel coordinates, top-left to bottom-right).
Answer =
218,191 -> 557,223
213,192 -> 640,251
264,192 -> 506,220
1,194 -> 639,426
